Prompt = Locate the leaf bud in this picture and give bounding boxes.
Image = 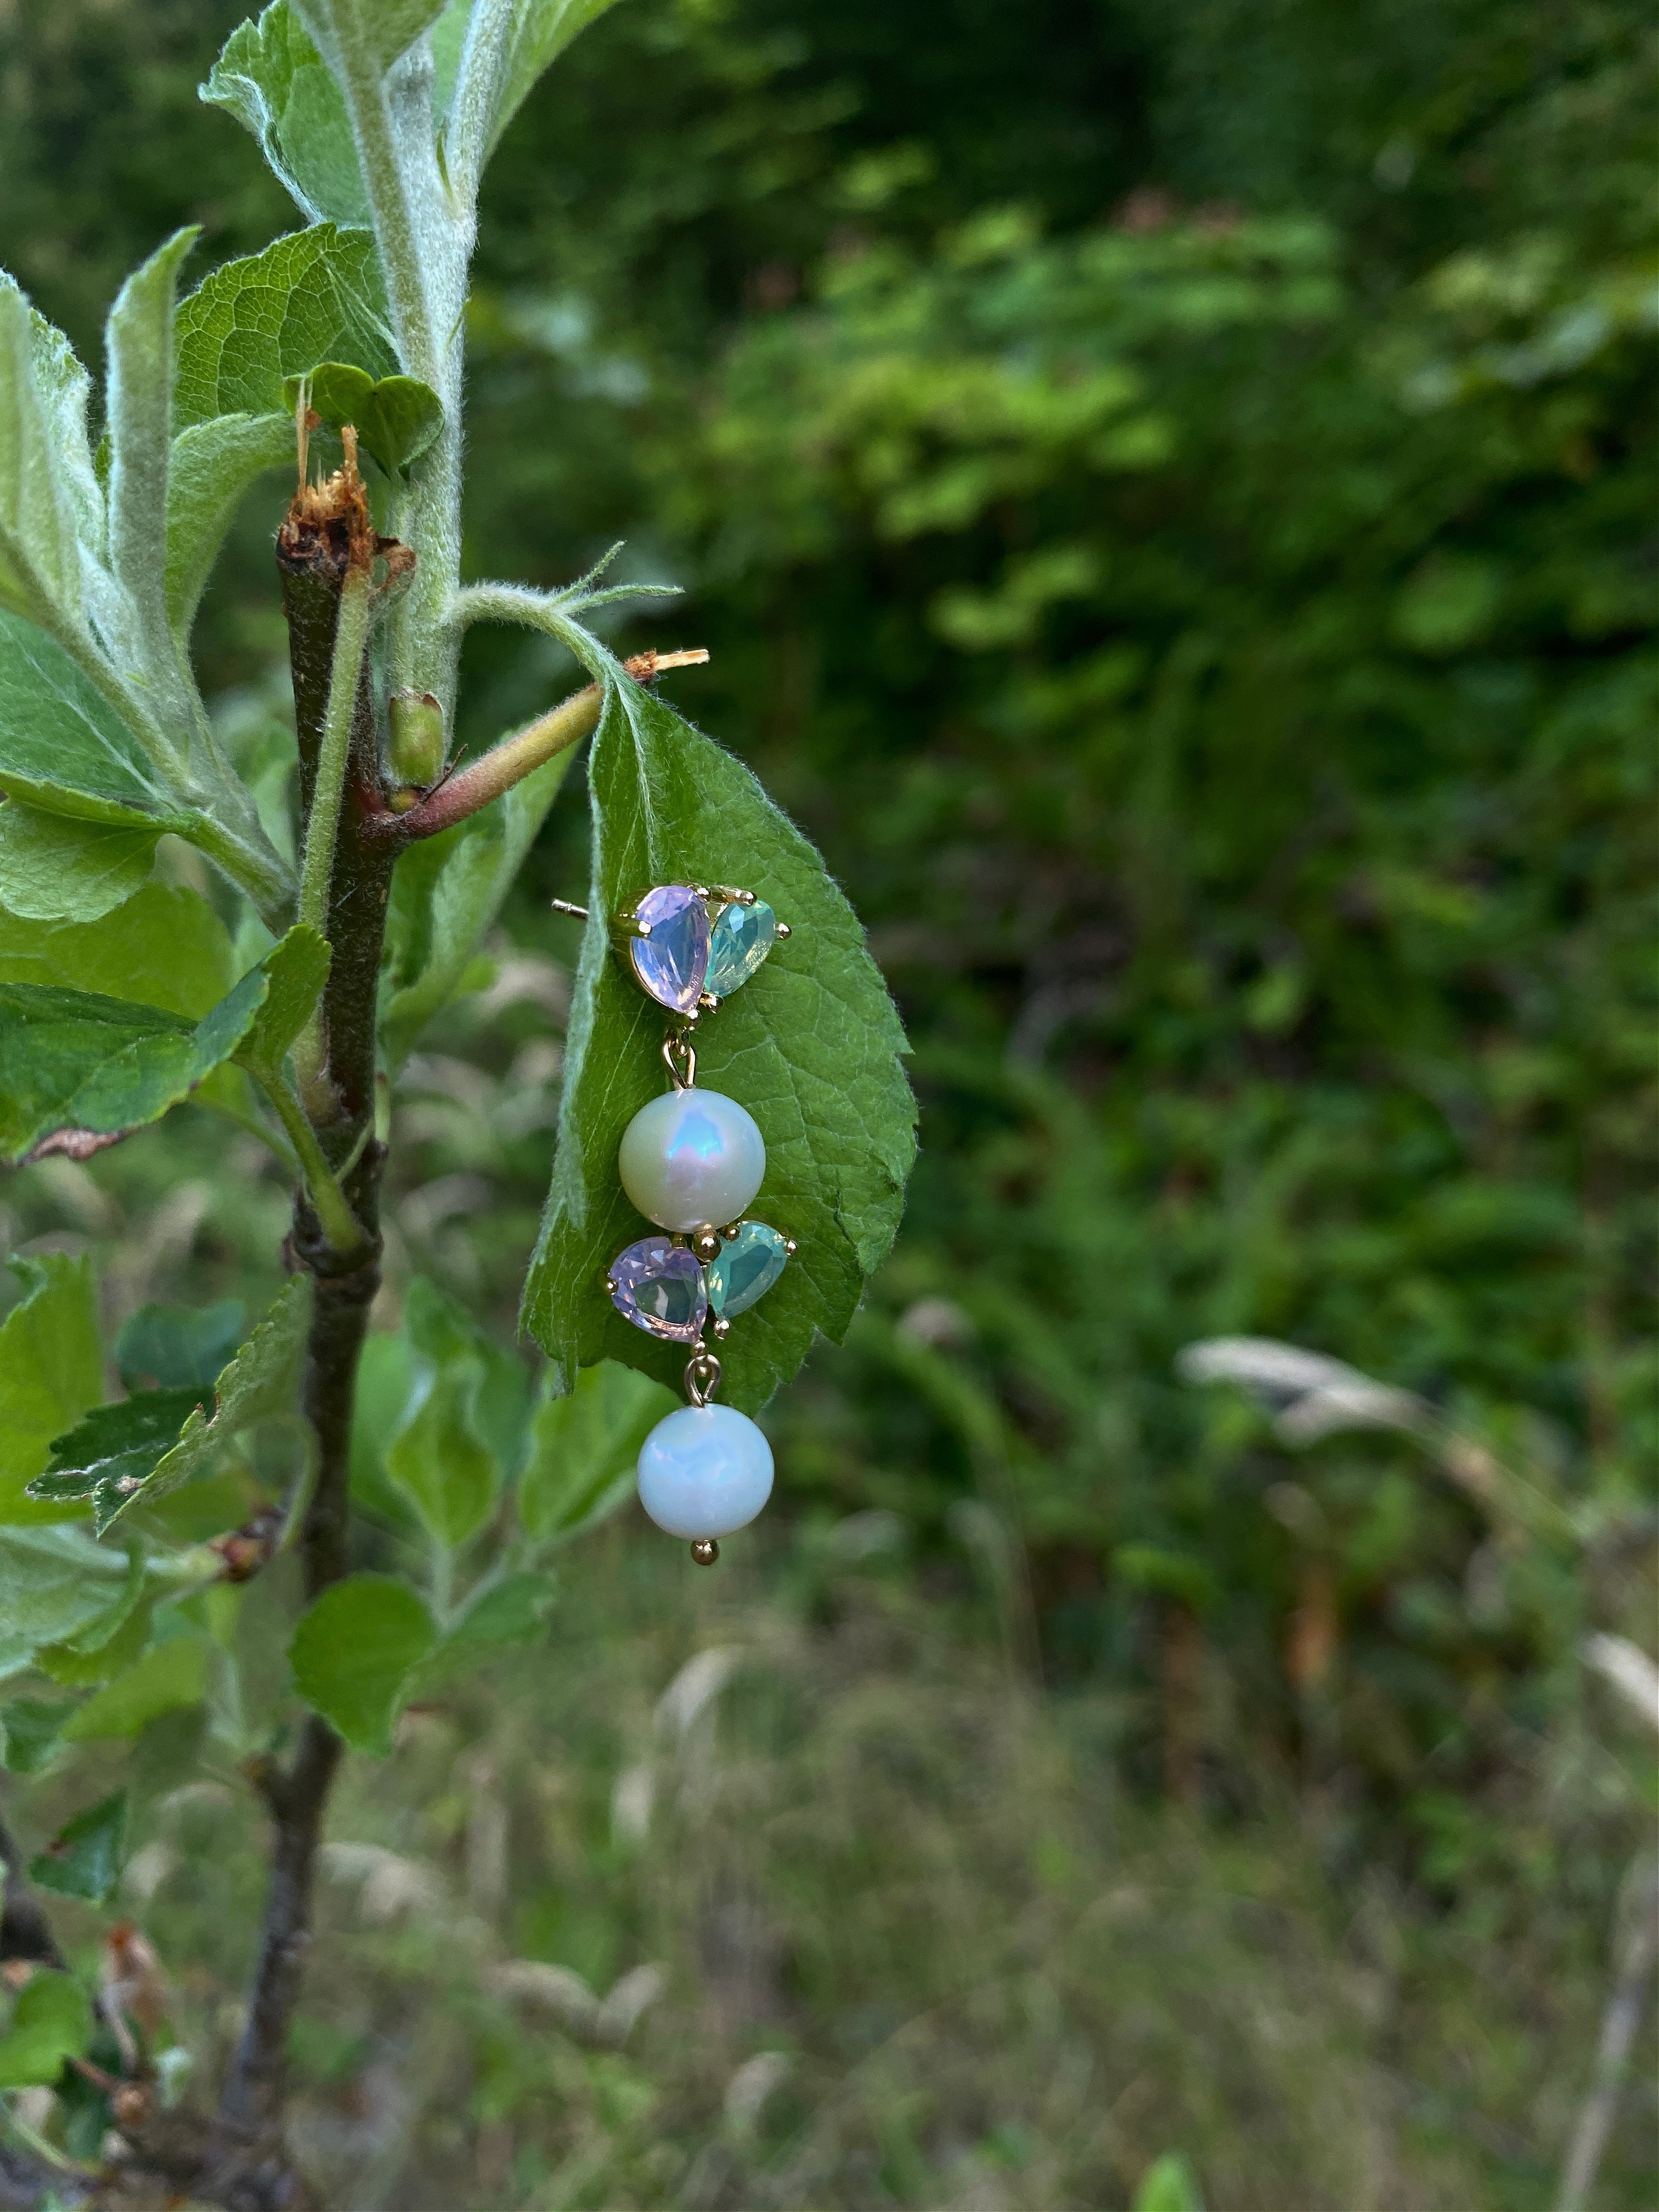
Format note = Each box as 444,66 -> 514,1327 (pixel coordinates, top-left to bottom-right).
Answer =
387,690 -> 445,786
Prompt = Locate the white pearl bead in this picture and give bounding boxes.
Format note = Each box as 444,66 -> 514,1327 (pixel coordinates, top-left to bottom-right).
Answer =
636,1404 -> 774,1538
618,1087 -> 765,1234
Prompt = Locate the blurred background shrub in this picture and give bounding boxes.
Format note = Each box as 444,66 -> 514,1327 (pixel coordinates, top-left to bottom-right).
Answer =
0,0 -> 1652,2203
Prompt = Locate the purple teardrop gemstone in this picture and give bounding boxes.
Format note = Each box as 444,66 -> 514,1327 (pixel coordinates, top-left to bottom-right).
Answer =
629,884 -> 710,1012
609,1235 -> 707,1342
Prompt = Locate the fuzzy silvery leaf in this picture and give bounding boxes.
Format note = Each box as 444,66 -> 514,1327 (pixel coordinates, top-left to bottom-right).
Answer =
0,1255 -> 104,1526
291,0 -> 450,75
202,2 -> 371,226
521,680 -> 915,1412
105,228 -> 200,718
290,1572 -> 438,1756
0,608 -> 201,833
0,276 -> 105,637
173,225 -> 398,428
166,411 -> 294,641
0,883 -> 236,1019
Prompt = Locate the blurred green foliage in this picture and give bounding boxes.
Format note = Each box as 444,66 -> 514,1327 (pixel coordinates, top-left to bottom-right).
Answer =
0,0 -> 1652,2200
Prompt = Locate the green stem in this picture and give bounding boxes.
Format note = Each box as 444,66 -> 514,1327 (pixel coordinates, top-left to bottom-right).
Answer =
296,558 -> 371,940
256,1070 -> 366,1256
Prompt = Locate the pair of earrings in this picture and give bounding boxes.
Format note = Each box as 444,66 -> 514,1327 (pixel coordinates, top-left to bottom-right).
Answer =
554,882 -> 795,1565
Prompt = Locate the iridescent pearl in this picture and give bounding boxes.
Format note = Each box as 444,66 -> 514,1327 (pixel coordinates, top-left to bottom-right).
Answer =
617,1087 -> 765,1234
636,1404 -> 774,1539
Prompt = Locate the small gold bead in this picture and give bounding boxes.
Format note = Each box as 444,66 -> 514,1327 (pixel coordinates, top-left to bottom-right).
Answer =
690,1538 -> 719,1567
719,1222 -> 742,1240
692,1226 -> 723,1265
783,1239 -> 798,1256
712,1316 -> 731,1339
605,1278 -> 618,1294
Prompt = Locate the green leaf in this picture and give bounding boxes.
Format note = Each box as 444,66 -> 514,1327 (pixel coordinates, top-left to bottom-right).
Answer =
173,225 -> 398,429
281,362 -> 442,479
443,1571 -> 554,1649
1132,2153 -> 1205,2212
386,1366 -> 501,1552
31,1390 -> 207,1534
0,883 -> 237,1020
381,745 -> 576,1064
0,276 -> 103,637
61,1632 -> 211,1742
30,1789 -> 127,1904
166,411 -> 294,640
0,804 -> 160,924
484,0 -> 631,156
202,3 -> 370,227
0,1254 -> 104,1526
0,1527 -> 135,1650
0,1697 -> 75,1775
292,0 -> 450,74
231,921 -> 332,1082
0,923 -> 325,1165
35,1584 -> 157,1689
117,1301 -> 246,1393
0,607 -> 198,831
521,680 -> 916,1411
105,228 -> 200,705
106,1275 -> 311,1528
518,1359 -> 676,1543
290,1572 -> 437,1756
0,1971 -> 93,2090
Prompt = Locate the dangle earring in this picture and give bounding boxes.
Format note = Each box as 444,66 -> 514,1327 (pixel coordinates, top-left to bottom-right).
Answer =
555,883 -> 796,1565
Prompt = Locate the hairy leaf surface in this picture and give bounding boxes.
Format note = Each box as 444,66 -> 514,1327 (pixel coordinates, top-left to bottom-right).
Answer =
174,225 -> 398,428
522,680 -> 915,1410
166,411 -> 294,638
0,609 -> 197,830
0,276 -> 103,636
202,2 -> 371,226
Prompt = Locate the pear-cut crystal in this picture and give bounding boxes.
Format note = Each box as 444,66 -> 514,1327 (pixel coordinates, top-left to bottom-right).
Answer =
705,1220 -> 790,1318
610,1235 -> 708,1341
628,885 -> 710,1012
706,899 -> 776,998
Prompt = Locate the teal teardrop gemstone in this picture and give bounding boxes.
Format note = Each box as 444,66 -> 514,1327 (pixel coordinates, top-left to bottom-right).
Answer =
706,899 -> 776,998
706,1220 -> 790,1318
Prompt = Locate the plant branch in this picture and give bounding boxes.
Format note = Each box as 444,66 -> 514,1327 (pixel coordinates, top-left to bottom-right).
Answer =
296,557 -> 371,940
365,649 -> 709,844
252,1069 -> 366,1255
